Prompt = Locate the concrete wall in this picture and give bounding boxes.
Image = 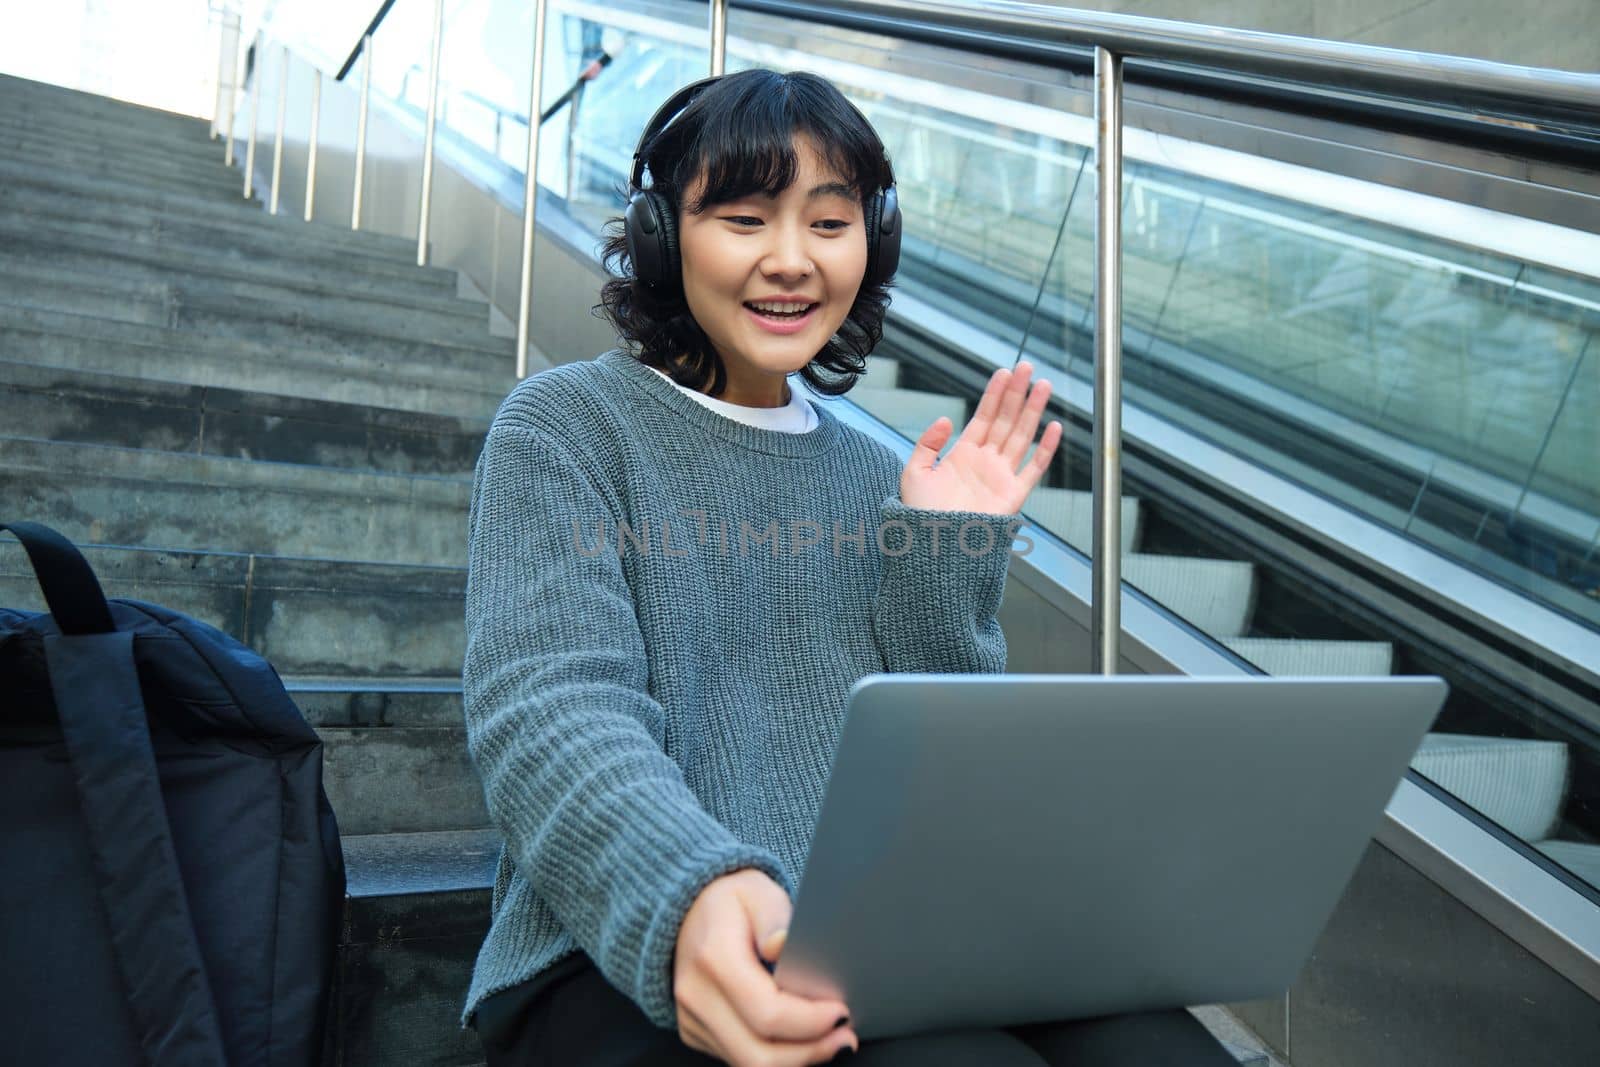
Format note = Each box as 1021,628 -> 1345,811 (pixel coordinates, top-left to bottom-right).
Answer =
1036,0 -> 1600,73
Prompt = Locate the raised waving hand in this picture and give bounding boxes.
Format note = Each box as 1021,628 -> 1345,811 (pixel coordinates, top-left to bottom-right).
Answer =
899,360 -> 1062,516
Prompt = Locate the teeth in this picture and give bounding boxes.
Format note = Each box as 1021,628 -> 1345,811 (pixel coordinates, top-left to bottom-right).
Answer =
749,301 -> 812,314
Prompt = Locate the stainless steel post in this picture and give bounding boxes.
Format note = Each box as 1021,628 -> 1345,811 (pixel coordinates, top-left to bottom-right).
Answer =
709,0 -> 728,75
305,70 -> 322,222
270,46 -> 289,215
243,32 -> 262,200
223,12 -> 241,166
417,0 -> 445,266
515,0 -> 549,378
211,6 -> 229,138
1091,45 -> 1124,675
353,34 -> 372,230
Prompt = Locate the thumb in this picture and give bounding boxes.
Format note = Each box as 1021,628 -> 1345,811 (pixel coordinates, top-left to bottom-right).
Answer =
906,417 -> 953,475
741,880 -> 793,964
757,926 -> 788,965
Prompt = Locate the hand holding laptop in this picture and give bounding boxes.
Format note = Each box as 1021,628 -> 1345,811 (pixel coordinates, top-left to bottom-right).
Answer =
673,868 -> 860,1064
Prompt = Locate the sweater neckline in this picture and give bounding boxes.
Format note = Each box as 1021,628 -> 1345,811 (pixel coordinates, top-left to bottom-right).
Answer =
598,350 -> 843,459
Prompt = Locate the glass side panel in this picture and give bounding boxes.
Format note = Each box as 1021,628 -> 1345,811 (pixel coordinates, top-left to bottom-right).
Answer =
409,0 -> 1600,894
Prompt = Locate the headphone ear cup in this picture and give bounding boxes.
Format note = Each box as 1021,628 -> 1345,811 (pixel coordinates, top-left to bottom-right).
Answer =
863,190 -> 883,285
624,189 -> 681,291
868,185 -> 901,285
652,190 -> 681,289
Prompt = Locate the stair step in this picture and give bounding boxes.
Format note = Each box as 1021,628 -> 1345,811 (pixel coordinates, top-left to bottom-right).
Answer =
1222,637 -> 1395,677
0,73 -> 210,135
1411,733 -> 1569,842
0,113 -> 226,172
287,679 -> 480,836
292,677 -> 465,728
0,360 -> 489,476
0,151 -> 241,208
320,723 -> 484,836
0,238 -> 481,326
0,436 -> 472,566
0,540 -> 466,677
0,133 -> 242,197
0,102 -> 220,147
0,307 -> 512,417
298,681 -> 477,844
0,213 -> 464,305
0,156 -> 422,263
1023,487 -> 1142,555
1123,555 -> 1257,638
0,174 -> 441,274
0,273 -> 514,368
338,829 -> 498,1067
0,92 -> 211,140
0,238 -> 483,326
0,259 -> 498,352
0,122 -> 227,179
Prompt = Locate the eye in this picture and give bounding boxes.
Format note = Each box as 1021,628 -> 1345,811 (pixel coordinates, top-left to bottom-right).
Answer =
814,219 -> 851,232
722,215 -> 763,227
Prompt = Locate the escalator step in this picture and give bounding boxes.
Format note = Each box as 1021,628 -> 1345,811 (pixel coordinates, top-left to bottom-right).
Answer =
1123,555 -> 1256,638
1411,734 -> 1569,842
1022,487 -> 1141,555
1222,638 -> 1394,677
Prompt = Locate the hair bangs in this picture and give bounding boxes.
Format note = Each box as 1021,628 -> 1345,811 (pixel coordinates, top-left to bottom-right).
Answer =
652,70 -> 891,213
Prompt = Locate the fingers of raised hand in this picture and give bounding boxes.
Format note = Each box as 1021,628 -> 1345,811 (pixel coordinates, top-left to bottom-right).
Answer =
961,367 -> 1009,448
960,362 -> 1051,459
1001,376 -> 1053,466
1026,419 -> 1064,481
990,361 -> 1034,445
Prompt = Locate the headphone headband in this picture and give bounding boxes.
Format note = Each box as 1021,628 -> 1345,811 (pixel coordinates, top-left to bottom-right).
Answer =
629,75 -> 724,190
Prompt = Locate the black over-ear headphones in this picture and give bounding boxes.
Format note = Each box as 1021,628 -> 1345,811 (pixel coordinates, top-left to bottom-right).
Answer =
623,75 -> 901,293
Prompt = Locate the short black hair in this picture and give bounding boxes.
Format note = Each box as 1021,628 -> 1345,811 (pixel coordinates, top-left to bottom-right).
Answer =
595,69 -> 895,399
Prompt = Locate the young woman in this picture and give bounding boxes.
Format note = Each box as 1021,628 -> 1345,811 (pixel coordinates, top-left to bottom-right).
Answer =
462,68 -> 1233,1067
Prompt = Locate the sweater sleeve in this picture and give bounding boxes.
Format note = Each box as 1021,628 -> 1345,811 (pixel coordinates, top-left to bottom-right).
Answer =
463,418 -> 791,1030
869,496 -> 1014,675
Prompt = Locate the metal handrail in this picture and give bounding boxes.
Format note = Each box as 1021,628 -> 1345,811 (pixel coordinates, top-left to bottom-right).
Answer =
399,57 -> 615,136
336,0 -> 399,81
733,0 -> 1600,124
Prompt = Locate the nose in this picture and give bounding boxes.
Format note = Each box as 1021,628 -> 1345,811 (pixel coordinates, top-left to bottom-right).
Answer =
759,221 -> 812,283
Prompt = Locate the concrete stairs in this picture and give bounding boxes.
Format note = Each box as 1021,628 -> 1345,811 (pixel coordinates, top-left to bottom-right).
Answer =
0,72 -> 501,1066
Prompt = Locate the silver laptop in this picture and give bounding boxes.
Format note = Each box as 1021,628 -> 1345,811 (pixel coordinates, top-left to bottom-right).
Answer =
773,673 -> 1446,1040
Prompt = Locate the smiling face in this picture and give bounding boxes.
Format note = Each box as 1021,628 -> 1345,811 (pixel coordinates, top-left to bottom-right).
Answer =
676,135 -> 869,408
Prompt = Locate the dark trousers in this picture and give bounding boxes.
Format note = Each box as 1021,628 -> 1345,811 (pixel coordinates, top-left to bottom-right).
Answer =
476,954 -> 1240,1067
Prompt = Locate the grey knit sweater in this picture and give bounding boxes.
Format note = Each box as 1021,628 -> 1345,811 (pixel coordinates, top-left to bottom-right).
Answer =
462,349 -> 1018,1028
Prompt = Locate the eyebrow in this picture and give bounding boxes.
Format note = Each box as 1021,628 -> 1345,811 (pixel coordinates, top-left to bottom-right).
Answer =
808,182 -> 857,201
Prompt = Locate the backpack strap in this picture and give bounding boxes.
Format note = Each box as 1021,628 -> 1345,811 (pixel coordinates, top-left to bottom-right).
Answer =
0,521 -> 115,635
3,523 -> 228,1065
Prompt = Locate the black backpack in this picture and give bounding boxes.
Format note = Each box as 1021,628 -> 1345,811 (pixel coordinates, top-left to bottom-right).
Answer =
0,522 -> 344,1066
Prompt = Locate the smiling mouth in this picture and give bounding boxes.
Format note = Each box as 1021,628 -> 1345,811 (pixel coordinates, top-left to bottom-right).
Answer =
743,301 -> 818,320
